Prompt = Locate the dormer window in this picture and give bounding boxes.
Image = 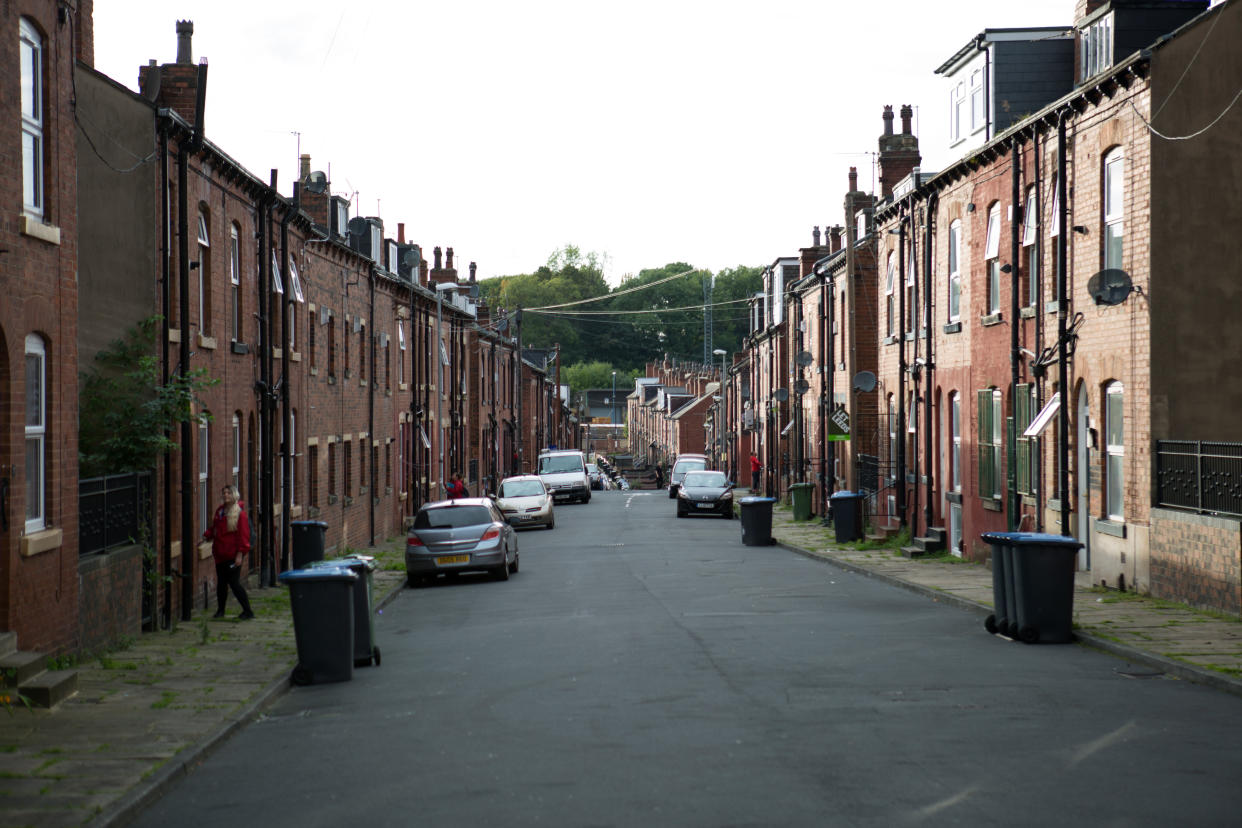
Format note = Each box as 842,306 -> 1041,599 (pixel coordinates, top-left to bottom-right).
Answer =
1081,13 -> 1114,81
334,200 -> 348,238
370,224 -> 382,262
950,81 -> 965,144
969,69 -> 985,133
387,241 -> 398,273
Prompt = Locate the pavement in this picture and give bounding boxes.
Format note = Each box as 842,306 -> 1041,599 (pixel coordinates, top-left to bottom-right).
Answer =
2,502 -> 1241,827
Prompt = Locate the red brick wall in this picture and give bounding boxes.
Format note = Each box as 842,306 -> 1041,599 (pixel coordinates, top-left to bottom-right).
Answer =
78,545 -> 143,653
1150,509 -> 1242,616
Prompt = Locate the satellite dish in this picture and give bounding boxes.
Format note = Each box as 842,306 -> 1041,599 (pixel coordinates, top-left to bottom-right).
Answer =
347,217 -> 370,238
1087,269 -> 1133,306
304,171 -> 329,194
402,249 -> 421,269
796,350 -> 814,367
795,379 -> 810,395
773,388 -> 789,402
852,371 -> 877,393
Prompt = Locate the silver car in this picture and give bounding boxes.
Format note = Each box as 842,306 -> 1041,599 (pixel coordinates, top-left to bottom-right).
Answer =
496,475 -> 555,530
406,498 -> 519,586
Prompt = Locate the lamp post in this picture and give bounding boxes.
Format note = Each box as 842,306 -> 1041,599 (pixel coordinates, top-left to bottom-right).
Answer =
713,348 -> 727,477
611,370 -> 617,452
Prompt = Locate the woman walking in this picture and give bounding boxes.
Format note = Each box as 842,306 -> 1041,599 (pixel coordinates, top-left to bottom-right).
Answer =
203,484 -> 255,620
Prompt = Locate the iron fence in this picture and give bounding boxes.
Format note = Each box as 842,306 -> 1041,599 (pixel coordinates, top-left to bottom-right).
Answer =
79,472 -> 153,556
1156,441 -> 1242,518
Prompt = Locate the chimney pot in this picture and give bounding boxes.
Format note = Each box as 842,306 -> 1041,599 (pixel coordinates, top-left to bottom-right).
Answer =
398,223 -> 405,244
433,246 -> 443,270
882,105 -> 894,136
848,166 -> 858,191
176,20 -> 194,65
299,154 -> 311,182
812,226 -> 821,247
469,262 -> 477,282
446,247 -> 454,270
900,104 -> 913,135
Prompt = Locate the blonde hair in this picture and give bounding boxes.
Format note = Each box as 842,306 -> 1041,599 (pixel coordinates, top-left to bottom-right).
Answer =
223,485 -> 242,532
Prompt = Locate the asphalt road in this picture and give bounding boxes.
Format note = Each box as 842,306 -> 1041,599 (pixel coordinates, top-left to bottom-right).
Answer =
132,489 -> 1242,827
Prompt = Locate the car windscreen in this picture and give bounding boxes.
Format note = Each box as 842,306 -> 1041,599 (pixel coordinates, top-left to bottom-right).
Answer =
414,505 -> 494,530
682,471 -> 727,488
500,480 -> 544,498
673,459 -> 707,475
538,455 -> 582,474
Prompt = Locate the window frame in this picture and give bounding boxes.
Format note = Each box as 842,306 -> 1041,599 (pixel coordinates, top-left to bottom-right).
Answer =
20,18 -> 45,218
197,211 -> 211,333
1104,148 -> 1124,272
198,421 -> 210,534
985,203 -> 1001,315
1105,382 -> 1125,521
885,251 -> 896,337
948,220 -> 962,321
950,392 -> 962,492
24,334 -> 47,532
229,224 -> 242,341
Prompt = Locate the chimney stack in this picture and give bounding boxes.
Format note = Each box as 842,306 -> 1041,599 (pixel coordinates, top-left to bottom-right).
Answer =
882,105 -> 894,136
299,154 -> 311,182
900,104 -> 913,135
469,262 -> 477,283
877,104 -> 921,198
433,246 -> 443,270
813,226 -> 821,247
848,167 -> 858,192
397,223 -> 405,244
446,247 -> 454,271
829,225 -> 843,252
176,20 -> 194,64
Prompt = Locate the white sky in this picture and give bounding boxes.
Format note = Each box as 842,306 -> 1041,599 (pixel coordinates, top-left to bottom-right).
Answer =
93,0 -> 1110,283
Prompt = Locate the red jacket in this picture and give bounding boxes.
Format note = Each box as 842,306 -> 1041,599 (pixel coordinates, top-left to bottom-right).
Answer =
204,501 -> 252,565
445,479 -> 468,499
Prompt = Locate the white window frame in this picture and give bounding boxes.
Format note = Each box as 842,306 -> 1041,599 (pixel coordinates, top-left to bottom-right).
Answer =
290,411 -> 297,507
387,241 -> 399,273
951,392 -> 962,492
288,255 -> 305,303
271,251 -> 284,294
370,225 -> 382,262
198,421 -> 210,534
985,203 -> 1001,315
885,252 -> 896,337
1104,148 -> 1124,271
991,390 -> 1003,499
969,69 -> 984,133
25,334 -> 46,532
904,243 -> 916,334
1106,382 -> 1125,521
231,413 -> 241,488
229,224 -> 241,340
1023,186 -> 1039,307
948,220 -> 961,321
20,19 -> 44,217
197,212 -> 210,332
334,200 -> 348,237
950,81 -> 965,144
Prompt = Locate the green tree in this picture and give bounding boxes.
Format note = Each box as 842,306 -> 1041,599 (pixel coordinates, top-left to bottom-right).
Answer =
79,316 -> 219,478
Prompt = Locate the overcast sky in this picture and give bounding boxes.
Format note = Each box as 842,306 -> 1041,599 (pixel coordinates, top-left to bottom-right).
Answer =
94,0 -> 1127,284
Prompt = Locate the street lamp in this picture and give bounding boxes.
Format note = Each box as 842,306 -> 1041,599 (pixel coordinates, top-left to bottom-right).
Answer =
611,371 -> 618,451
713,348 -> 727,477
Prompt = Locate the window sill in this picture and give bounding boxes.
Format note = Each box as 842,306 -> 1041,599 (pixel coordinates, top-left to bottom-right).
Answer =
344,370 -> 352,379
1095,519 -> 1126,538
399,383 -> 409,392
1020,306 -> 1036,319
980,313 -> 1003,327
198,333 -> 217,350
327,376 -> 336,385
883,336 -> 898,346
385,389 -> 392,397
1047,300 -> 1062,314
943,321 -> 963,334
231,340 -> 250,355
308,506 -> 321,519
20,214 -> 61,245
982,498 -> 1004,512
946,491 -> 963,504
343,496 -> 354,507
272,348 -> 282,359
169,328 -> 181,344
309,366 -> 318,376
360,379 -> 368,387
399,491 -> 408,502
291,505 -> 302,518
197,541 -> 213,560
290,351 -> 301,363
328,494 -> 338,505
1047,498 -> 1063,512
21,527 -> 63,557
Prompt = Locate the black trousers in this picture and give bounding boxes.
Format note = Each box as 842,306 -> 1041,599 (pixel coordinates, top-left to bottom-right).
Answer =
215,560 -> 253,614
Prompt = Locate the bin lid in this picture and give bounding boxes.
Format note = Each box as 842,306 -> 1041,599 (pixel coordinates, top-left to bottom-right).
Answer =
739,497 -> 776,504
289,520 -> 329,529
980,531 -> 1084,548
789,482 -> 815,489
307,555 -> 376,572
829,490 -> 864,499
277,567 -> 357,584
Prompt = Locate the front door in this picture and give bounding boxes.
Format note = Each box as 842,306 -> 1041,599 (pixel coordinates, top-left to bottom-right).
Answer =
1076,386 -> 1091,571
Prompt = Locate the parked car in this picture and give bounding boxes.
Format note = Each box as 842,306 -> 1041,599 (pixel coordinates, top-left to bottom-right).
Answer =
586,463 -> 603,490
668,454 -> 708,498
496,475 -> 555,530
537,449 -> 591,503
676,470 -> 735,519
406,498 -> 519,586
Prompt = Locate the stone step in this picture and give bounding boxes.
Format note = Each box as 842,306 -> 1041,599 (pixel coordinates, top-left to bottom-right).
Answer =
925,526 -> 947,543
0,649 -> 46,687
0,631 -> 15,658
913,535 -> 946,552
20,669 -> 79,709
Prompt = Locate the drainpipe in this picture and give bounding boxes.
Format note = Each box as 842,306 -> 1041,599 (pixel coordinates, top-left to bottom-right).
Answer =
910,206 -> 920,535
1010,134 -> 1022,532
159,119 -> 171,629
178,64 -> 207,622
1057,111 -> 1072,537
896,211 -> 907,530
1033,130 -> 1045,532
924,192 -> 938,537
258,176 -> 274,587
278,185 -> 294,572
368,263 -> 376,546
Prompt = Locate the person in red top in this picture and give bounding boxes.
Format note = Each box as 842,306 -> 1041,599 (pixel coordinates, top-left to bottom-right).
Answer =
444,472 -> 469,500
203,484 -> 254,620
750,453 -> 762,489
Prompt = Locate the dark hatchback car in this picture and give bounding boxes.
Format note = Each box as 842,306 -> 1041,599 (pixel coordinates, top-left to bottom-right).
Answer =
675,470 -> 735,519
406,498 -> 519,585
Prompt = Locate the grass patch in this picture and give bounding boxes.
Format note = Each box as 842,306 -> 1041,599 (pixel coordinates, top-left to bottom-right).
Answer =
151,691 -> 178,710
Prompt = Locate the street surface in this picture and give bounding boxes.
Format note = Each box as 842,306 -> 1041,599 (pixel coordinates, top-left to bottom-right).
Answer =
132,489 -> 1242,826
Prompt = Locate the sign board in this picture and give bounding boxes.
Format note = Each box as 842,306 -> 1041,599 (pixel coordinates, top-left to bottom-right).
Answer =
827,405 -> 850,441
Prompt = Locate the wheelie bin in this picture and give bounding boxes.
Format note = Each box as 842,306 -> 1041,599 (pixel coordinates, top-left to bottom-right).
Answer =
278,566 -> 357,685
1009,533 -> 1083,644
290,520 -> 329,569
309,555 -> 381,667
789,482 -> 815,521
739,497 -> 776,546
829,491 -> 866,543
980,532 -> 1020,637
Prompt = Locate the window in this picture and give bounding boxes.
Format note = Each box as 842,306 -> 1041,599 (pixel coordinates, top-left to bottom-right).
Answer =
1105,382 -> 1124,520
308,444 -> 319,508
978,388 -> 1002,500
370,225 -> 382,262
288,255 -> 305,303
328,442 -> 337,498
384,334 -> 391,391
360,439 -> 367,493
1081,14 -> 1114,81
387,241 -> 399,273
290,411 -> 297,506
1022,186 -> 1039,307
1049,182 -> 1063,304
198,422 -> 210,533
343,317 -> 350,375
887,394 -> 897,474
950,81 -> 965,144
398,321 -> 406,386
985,203 -> 1001,315
359,322 -> 366,381
948,220 -> 962,321
308,309 -> 317,369
197,211 -> 211,333
25,334 -> 46,532
345,441 -> 353,497
969,69 -> 984,132
885,252 -> 896,337
20,19 -> 44,217
334,200 -> 348,238
271,251 -> 283,295
904,244 -> 916,334
232,413 -> 241,488
950,392 -> 962,492
839,292 -> 847,364
1015,384 -> 1037,495
1104,148 -> 1124,271
328,312 -> 337,377
230,224 -> 242,341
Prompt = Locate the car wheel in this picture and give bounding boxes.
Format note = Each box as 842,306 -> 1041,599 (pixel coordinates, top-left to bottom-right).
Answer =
547,517 -> 555,530
493,562 -> 510,581
406,572 -> 424,588
668,489 -> 676,499
510,554 -> 519,574
677,509 -> 686,518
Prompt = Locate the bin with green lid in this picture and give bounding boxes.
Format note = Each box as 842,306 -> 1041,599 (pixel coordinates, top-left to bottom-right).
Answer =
278,566 -> 357,685
309,555 -> 380,667
789,482 -> 815,521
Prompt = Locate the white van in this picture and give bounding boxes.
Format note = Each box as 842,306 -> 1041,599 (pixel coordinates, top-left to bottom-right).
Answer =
537,449 -> 591,503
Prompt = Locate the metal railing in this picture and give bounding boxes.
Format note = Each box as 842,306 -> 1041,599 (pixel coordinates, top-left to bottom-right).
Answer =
1156,441 -> 1242,518
79,472 -> 153,556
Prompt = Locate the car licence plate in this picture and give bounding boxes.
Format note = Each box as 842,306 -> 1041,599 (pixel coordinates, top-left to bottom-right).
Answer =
435,555 -> 470,565
696,502 -> 715,509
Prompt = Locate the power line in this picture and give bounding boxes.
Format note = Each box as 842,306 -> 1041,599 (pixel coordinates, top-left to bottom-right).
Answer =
526,267 -> 707,311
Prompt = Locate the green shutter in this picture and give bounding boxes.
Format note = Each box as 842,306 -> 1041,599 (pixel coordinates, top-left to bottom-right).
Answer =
978,389 -> 993,499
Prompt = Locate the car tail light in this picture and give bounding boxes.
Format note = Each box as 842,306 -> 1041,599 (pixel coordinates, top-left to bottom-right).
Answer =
407,535 -> 425,548
481,526 -> 501,541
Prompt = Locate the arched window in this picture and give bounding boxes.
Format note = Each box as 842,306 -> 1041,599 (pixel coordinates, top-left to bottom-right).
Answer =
25,334 -> 47,532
